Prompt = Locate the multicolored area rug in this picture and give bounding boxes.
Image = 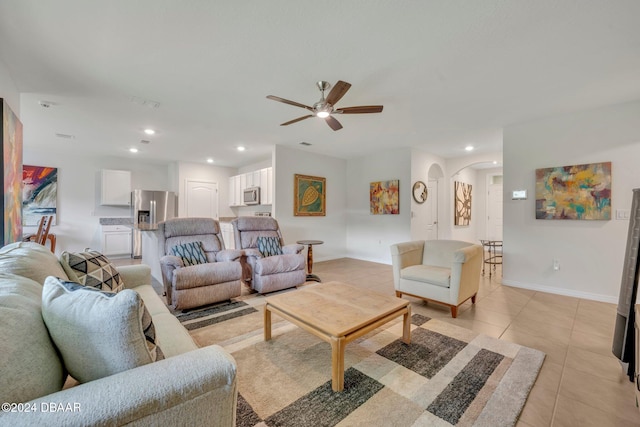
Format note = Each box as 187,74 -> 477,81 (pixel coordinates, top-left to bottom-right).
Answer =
178,291 -> 545,427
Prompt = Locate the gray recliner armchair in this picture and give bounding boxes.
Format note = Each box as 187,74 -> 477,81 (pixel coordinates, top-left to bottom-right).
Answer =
231,216 -> 306,293
158,217 -> 243,310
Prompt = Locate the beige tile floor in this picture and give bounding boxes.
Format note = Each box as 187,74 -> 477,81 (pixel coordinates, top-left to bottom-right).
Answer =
118,256 -> 640,426
310,258 -> 640,427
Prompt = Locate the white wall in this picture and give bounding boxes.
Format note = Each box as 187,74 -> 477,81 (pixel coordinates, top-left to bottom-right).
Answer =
503,100 -> 640,302
175,161 -> 236,218
475,167 -> 503,241
273,145 -> 347,262
0,58 -> 19,116
410,149 -> 447,240
23,148 -> 172,254
450,167 -> 478,242
346,147 -> 412,264
446,152 -> 503,243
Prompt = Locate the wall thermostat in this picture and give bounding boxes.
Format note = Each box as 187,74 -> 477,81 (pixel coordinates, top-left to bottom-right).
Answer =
512,190 -> 527,200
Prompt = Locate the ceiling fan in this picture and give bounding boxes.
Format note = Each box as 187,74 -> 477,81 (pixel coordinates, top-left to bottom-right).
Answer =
266,80 -> 383,131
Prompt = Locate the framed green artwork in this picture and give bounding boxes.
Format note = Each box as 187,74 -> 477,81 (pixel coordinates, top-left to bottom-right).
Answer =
294,174 -> 326,216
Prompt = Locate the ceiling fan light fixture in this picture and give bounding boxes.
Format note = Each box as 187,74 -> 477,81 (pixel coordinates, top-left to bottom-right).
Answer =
267,80 -> 383,131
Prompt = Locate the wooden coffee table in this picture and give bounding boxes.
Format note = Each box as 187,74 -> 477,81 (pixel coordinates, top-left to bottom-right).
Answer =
264,281 -> 411,391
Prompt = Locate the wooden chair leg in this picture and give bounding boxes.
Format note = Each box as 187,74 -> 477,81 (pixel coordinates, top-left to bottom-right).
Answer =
395,291 -> 402,298
450,306 -> 458,318
471,294 -> 477,304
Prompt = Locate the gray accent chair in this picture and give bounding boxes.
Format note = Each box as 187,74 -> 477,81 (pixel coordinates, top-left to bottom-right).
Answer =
231,216 -> 306,293
158,217 -> 243,310
390,239 -> 483,318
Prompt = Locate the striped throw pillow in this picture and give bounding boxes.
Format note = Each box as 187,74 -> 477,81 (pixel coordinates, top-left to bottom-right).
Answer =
256,236 -> 283,257
171,241 -> 208,266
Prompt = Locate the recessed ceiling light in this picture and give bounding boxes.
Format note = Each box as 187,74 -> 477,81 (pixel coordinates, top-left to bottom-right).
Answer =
465,145 -> 474,151
237,146 -> 245,152
493,160 -> 498,165
207,158 -> 214,163
129,148 -> 138,153
144,129 -> 155,135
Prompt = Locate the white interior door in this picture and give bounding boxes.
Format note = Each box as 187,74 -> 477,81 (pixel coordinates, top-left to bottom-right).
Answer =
186,180 -> 218,218
425,180 -> 439,240
487,182 -> 503,240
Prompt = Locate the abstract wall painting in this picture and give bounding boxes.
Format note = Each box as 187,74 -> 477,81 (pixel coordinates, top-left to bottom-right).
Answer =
454,181 -> 472,225
294,174 -> 326,216
1,99 -> 23,245
535,162 -> 612,220
22,165 -> 58,226
370,180 -> 399,215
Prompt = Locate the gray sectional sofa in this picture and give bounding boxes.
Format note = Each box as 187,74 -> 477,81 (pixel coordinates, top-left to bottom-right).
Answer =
0,242 -> 237,426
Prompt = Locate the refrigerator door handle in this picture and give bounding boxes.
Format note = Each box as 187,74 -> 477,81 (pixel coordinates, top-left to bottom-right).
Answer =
150,200 -> 156,225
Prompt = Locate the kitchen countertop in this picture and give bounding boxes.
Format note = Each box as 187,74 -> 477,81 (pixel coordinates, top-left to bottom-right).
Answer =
100,217 -> 237,228
99,218 -> 133,226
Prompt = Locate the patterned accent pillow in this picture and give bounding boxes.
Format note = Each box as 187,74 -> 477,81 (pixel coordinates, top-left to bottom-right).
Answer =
60,250 -> 125,292
256,236 -> 283,257
41,277 -> 164,384
171,241 -> 208,266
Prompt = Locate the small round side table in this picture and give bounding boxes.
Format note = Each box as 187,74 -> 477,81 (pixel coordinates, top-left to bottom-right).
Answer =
296,240 -> 324,282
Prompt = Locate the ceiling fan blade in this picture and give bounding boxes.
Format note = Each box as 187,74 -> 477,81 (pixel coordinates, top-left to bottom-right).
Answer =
325,115 -> 343,131
334,105 -> 384,114
266,95 -> 313,111
325,80 -> 351,106
280,115 -> 313,126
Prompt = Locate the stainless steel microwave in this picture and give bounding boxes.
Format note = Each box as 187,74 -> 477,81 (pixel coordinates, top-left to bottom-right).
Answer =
243,187 -> 260,205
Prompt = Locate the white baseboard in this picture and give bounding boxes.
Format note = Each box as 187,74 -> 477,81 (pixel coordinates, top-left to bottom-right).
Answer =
501,279 -> 619,304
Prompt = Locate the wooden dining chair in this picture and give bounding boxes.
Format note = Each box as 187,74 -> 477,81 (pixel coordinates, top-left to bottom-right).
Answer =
23,215 -> 56,252
34,215 -> 53,245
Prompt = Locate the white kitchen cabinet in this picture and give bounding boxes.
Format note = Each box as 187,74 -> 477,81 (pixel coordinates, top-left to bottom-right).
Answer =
228,167 -> 273,207
228,175 -> 242,207
228,177 -> 235,206
220,222 -> 235,249
101,169 -> 131,206
101,225 -> 132,257
249,170 -> 261,188
259,167 -> 273,205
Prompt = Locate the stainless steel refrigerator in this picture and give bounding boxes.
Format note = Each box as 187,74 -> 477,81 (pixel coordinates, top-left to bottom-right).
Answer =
131,190 -> 177,258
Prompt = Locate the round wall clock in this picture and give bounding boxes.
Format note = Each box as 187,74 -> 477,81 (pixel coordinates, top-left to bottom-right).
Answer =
412,181 -> 428,204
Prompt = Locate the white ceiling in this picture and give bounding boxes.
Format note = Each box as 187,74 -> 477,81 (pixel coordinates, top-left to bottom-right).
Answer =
0,1 -> 638,168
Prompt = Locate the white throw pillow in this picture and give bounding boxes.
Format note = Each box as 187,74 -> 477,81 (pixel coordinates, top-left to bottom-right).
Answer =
0,273 -> 66,403
41,276 -> 163,383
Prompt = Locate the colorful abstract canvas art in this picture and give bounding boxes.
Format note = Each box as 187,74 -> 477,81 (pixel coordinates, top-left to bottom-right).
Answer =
370,180 -> 399,215
535,162 -> 612,220
22,165 -> 58,226
1,99 -> 23,245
